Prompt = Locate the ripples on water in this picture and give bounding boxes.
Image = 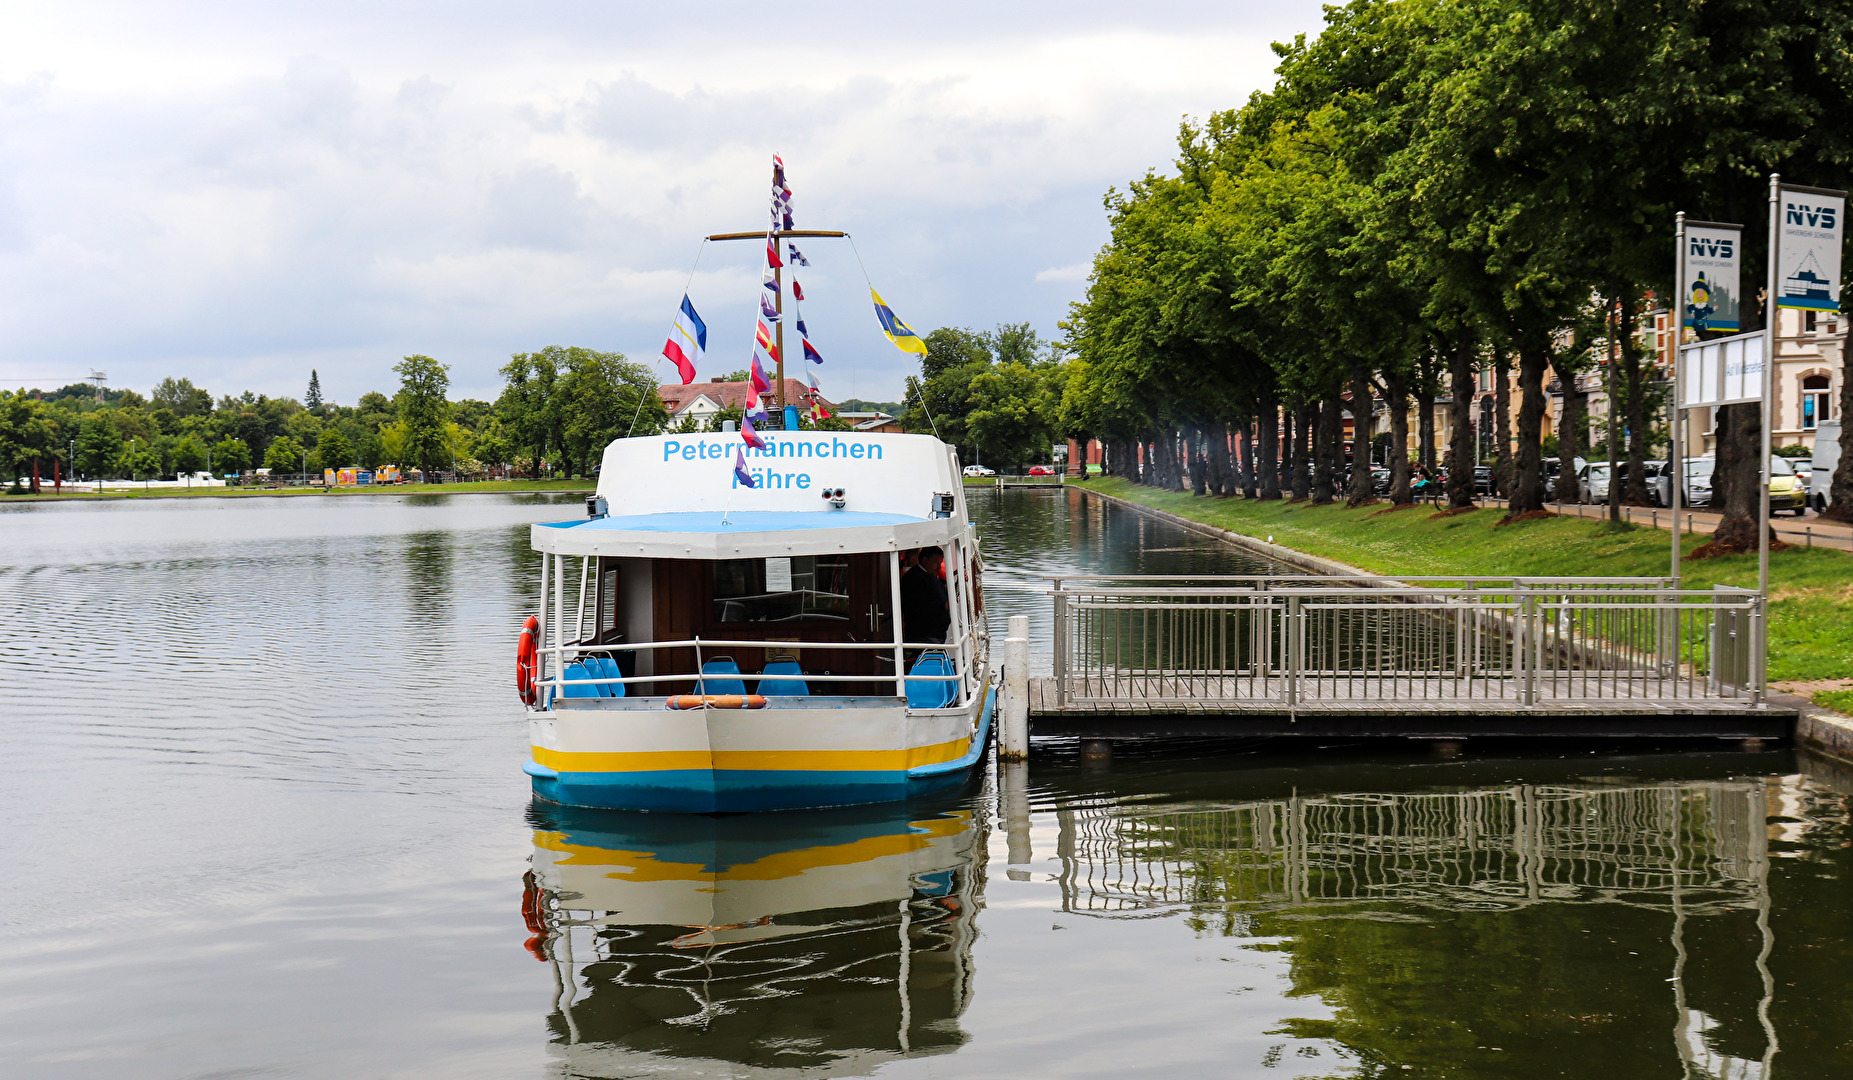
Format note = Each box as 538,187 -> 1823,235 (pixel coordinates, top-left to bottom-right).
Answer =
1,489 -> 1849,1078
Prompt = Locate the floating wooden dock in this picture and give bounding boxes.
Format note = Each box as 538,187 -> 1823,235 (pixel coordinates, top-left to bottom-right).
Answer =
1027,677 -> 1794,739
1024,574 -> 1793,741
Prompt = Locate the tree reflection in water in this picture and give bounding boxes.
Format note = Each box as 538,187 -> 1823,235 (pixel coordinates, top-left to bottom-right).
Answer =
1016,754 -> 1853,1079
522,801 -> 982,1077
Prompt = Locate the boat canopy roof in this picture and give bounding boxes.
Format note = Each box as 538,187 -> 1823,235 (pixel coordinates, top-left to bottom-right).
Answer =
531,509 -> 959,558
531,431 -> 971,559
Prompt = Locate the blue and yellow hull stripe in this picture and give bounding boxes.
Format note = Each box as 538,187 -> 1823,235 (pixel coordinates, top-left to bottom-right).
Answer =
528,685 -> 996,813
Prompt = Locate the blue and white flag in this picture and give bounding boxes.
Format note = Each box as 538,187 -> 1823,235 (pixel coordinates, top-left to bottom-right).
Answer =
733,447 -> 759,486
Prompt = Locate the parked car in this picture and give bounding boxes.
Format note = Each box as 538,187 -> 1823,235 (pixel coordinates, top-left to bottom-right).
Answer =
1543,457 -> 1588,499
1578,460 -> 1667,504
962,464 -> 995,478
1474,466 -> 1495,496
1371,467 -> 1391,496
1657,455 -> 1806,513
1027,465 -> 1056,476
1768,455 -> 1808,515
1812,420 -> 1840,512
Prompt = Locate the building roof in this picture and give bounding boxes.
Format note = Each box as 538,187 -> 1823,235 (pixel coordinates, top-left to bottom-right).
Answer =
659,378 -> 831,416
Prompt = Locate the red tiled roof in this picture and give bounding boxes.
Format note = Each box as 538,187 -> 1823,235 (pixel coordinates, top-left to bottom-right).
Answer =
658,378 -> 832,414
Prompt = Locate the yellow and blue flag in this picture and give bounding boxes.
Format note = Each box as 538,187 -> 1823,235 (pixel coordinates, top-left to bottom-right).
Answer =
871,289 -> 928,355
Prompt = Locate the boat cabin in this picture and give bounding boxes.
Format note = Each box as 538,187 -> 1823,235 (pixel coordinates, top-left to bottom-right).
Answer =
528,430 -> 985,713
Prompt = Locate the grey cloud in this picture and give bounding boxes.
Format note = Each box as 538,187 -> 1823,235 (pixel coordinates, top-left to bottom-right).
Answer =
576,72 -> 894,151
481,165 -> 595,251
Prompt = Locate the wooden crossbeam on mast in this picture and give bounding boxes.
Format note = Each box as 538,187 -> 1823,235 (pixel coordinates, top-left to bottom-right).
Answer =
703,230 -> 849,412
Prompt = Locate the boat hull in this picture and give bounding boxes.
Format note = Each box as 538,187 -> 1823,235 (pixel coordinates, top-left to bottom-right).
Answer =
526,683 -> 994,813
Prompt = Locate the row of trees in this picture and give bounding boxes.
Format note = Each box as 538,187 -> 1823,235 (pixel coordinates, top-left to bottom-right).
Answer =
2,346 -> 672,491
1044,0 -> 1853,547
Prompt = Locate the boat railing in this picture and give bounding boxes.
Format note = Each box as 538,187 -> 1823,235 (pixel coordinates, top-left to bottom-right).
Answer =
539,636 -> 974,711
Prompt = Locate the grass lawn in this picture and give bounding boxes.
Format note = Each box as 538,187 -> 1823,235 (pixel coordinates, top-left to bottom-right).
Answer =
2,478 -> 594,500
1076,477 -> 1853,685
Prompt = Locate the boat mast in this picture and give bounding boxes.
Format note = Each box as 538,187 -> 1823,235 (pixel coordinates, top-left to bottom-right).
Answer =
703,222 -> 848,415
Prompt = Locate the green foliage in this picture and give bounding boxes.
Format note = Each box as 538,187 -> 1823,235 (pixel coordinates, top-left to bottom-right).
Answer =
74,413 -> 124,477
392,354 -> 450,474
467,421 -> 513,468
913,323 -> 1065,466
316,426 -> 353,469
263,435 -> 304,474
172,436 -> 206,476
0,391 -> 63,485
151,377 -> 213,417
116,439 -> 160,479
211,437 -> 250,475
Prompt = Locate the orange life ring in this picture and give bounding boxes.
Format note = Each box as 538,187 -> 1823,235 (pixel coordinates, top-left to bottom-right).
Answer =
666,694 -> 768,710
516,616 -> 540,705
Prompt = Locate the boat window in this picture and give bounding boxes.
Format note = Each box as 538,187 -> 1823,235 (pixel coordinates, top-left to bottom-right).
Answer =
713,556 -> 852,623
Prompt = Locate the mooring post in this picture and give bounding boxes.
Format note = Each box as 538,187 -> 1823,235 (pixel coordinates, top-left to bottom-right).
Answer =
1001,614 -> 1030,761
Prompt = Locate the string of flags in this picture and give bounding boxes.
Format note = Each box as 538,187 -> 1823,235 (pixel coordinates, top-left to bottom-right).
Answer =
668,153 -> 909,489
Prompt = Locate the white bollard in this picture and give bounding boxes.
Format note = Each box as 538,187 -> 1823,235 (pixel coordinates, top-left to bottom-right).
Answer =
1000,614 -> 1030,762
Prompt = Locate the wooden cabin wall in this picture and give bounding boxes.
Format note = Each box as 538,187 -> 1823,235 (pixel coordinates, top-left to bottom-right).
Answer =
629,554 -> 904,697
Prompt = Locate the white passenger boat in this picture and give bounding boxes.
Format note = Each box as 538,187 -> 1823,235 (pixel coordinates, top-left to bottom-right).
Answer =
519,427 -> 993,812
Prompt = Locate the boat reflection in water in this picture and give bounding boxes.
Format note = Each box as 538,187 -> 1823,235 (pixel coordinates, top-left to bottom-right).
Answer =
522,800 -> 982,1077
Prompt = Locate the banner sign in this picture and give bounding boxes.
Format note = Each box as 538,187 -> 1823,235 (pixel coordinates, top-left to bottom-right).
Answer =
1677,330 -> 1765,409
1683,221 -> 1741,331
1776,185 -> 1845,311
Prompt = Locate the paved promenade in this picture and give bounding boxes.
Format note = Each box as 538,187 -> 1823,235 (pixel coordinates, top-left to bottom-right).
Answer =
1478,496 -> 1853,552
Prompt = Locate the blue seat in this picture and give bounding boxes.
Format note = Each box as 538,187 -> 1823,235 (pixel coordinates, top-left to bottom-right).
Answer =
592,656 -> 626,698
906,652 -> 957,709
698,657 -> 746,696
560,661 -> 600,699
758,657 -> 809,697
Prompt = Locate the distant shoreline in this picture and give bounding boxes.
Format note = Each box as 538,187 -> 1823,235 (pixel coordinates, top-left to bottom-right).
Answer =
2,479 -> 596,503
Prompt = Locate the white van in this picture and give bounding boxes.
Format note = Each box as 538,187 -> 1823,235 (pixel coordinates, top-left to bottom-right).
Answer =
1812,420 -> 1840,513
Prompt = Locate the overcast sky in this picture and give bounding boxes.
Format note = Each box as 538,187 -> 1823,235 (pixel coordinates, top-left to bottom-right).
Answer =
0,1 -> 1330,406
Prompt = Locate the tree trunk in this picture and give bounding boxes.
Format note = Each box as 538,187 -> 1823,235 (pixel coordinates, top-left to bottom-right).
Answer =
1508,341 -> 1550,517
1416,389 -> 1436,473
1185,428 -> 1205,495
1552,359 -> 1584,505
1619,292 -> 1651,505
1240,419 -> 1258,498
1203,423 -> 1229,495
1222,423 -> 1240,496
1706,402 -> 1765,552
1259,397 -> 1281,500
1279,406 -> 1296,495
1292,403 -> 1315,500
1385,371 -> 1412,504
1347,363 -> 1377,506
1447,328 -> 1476,509
1311,396 -> 1341,507
1827,367 -> 1853,522
1493,346 -> 1512,497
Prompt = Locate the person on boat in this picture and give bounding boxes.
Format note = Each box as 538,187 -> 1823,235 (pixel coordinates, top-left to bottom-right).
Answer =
901,546 -> 950,648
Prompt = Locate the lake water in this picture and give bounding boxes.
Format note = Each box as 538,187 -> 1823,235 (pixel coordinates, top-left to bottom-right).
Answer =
2,488 -> 1848,1078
